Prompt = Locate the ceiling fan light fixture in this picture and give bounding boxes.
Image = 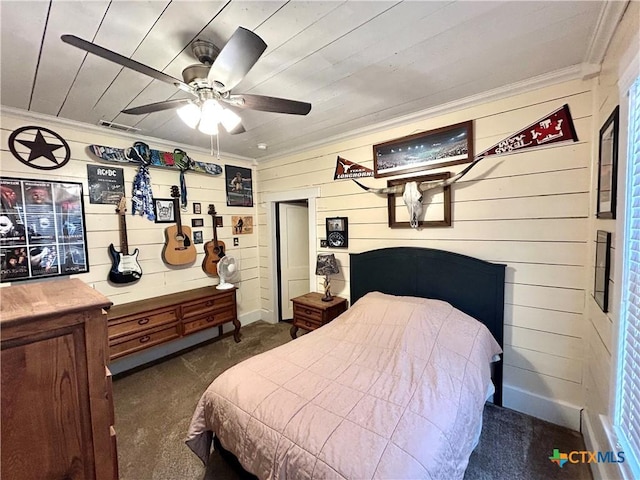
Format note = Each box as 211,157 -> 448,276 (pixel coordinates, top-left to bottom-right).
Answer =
198,99 -> 221,135
220,108 -> 242,133
177,102 -> 201,129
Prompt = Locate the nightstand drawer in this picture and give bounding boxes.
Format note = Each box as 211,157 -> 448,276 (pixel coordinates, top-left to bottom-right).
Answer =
183,308 -> 235,335
109,323 -> 180,359
108,307 -> 178,340
294,317 -> 322,330
293,303 -> 323,322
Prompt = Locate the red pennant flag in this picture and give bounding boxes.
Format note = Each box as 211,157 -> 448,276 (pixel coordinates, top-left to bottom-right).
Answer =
334,156 -> 374,180
476,104 -> 578,160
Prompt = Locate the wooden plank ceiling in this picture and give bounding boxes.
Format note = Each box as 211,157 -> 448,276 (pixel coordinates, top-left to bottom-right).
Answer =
0,0 -> 609,160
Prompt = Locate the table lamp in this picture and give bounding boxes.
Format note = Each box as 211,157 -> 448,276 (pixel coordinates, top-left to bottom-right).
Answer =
316,253 -> 340,302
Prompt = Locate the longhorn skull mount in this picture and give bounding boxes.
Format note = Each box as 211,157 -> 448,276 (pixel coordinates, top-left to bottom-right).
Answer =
353,159 -> 482,228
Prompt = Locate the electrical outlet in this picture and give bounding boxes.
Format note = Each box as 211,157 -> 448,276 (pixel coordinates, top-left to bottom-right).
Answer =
320,239 -> 327,248
233,237 -> 239,246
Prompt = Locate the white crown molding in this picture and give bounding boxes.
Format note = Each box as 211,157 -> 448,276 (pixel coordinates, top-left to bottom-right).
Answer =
584,0 -> 630,68
258,64 -> 585,163
0,105 -> 256,163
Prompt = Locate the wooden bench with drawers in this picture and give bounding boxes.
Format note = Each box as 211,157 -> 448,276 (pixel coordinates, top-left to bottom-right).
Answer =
106,286 -> 239,361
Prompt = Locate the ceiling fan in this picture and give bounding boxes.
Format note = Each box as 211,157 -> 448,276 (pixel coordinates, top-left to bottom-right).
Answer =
61,27 -> 312,135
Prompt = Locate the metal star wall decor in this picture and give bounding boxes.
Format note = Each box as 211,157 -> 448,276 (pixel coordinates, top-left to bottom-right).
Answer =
8,126 -> 71,170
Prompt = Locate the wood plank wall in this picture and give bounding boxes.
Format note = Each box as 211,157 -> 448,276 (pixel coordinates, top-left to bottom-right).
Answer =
257,79 -> 594,428
0,115 -> 260,318
583,2 -> 639,479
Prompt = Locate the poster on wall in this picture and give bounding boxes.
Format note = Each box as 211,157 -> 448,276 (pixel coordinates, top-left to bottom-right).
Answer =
87,164 -> 125,204
225,165 -> 253,207
0,177 -> 89,283
231,215 -> 253,234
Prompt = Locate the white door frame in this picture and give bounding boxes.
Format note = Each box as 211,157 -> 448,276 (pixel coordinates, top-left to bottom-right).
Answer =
264,187 -> 319,324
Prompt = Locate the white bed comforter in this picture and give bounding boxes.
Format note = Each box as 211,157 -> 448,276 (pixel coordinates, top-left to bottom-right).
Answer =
186,292 -> 502,479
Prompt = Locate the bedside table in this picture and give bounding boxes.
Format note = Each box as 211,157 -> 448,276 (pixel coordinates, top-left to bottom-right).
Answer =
290,292 -> 348,339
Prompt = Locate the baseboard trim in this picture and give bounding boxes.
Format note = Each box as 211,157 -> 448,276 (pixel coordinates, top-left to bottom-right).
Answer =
503,384 -> 582,430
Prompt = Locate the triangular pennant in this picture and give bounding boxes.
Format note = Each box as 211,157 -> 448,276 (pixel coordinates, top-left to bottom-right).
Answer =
476,104 -> 578,160
334,156 -> 374,180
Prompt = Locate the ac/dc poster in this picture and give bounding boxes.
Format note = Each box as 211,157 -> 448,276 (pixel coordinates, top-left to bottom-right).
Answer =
0,177 -> 89,282
87,164 -> 124,204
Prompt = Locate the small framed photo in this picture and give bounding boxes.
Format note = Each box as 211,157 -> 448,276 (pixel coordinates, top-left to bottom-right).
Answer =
594,230 -> 611,313
325,217 -> 348,248
596,106 -> 619,219
193,231 -> 203,244
193,202 -> 201,214
191,218 -> 204,228
152,198 -> 175,223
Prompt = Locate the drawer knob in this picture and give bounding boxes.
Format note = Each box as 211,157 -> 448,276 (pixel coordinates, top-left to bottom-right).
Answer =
206,315 -> 214,323
139,335 -> 150,344
138,317 -> 150,325
305,309 -> 312,315
206,300 -> 213,307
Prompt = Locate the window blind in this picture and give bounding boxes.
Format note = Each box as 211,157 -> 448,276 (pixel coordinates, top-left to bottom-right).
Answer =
618,76 -> 640,478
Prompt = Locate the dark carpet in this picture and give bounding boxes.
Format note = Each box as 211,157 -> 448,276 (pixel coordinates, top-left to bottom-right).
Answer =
113,321 -> 592,480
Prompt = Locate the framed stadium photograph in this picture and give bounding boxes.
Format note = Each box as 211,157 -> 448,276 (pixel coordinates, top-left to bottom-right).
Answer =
373,120 -> 474,178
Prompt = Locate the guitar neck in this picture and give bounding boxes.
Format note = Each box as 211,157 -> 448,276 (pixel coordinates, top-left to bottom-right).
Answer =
119,214 -> 130,256
174,198 -> 183,235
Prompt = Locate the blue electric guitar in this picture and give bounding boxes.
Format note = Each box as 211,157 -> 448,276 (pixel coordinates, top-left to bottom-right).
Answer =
108,196 -> 142,284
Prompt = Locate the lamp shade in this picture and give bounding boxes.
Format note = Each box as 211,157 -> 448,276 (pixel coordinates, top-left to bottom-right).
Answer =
176,102 -> 201,129
315,253 -> 339,276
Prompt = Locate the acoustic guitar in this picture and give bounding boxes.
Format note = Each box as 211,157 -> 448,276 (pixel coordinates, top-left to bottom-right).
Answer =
161,186 -> 197,266
108,196 -> 142,283
202,204 -> 225,275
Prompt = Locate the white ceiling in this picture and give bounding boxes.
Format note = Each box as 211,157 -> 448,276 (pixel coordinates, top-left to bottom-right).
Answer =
0,1 -> 625,160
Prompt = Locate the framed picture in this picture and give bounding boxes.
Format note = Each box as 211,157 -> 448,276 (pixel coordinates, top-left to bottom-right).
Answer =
387,172 -> 452,228
0,177 -> 89,282
594,230 -> 612,313
231,215 -> 253,234
597,106 -> 619,219
192,202 -> 201,214
193,231 -> 203,244
225,165 -> 253,207
191,218 -> 204,228
152,198 -> 175,223
326,217 -> 348,248
373,120 -> 473,178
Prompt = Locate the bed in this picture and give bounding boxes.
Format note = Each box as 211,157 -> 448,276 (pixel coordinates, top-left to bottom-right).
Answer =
186,247 -> 506,479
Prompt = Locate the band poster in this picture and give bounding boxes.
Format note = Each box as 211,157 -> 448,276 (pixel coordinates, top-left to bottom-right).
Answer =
0,177 -> 89,282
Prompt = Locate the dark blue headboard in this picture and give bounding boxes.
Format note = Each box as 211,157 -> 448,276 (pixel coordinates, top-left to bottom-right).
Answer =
350,247 -> 506,405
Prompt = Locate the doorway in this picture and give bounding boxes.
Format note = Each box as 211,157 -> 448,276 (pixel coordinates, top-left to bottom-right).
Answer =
264,187 -> 319,324
276,200 -> 309,321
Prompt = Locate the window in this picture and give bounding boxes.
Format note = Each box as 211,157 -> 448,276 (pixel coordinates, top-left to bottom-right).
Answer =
617,76 -> 640,479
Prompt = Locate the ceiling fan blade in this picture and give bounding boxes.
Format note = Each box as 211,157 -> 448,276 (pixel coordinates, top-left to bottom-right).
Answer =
227,94 -> 312,115
207,27 -> 267,92
61,34 -> 192,92
122,98 -> 191,115
229,123 -> 246,135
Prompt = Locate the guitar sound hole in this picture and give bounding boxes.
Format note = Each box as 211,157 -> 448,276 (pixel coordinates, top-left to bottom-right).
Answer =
175,234 -> 185,242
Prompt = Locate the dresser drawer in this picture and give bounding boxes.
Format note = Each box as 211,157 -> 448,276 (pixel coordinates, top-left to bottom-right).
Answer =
183,308 -> 235,335
293,303 -> 323,322
108,307 -> 178,340
109,324 -> 180,359
182,293 -> 234,319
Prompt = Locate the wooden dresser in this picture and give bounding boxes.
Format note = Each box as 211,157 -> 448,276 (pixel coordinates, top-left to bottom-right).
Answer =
1,278 -> 118,480
107,286 -> 239,360
290,292 -> 348,338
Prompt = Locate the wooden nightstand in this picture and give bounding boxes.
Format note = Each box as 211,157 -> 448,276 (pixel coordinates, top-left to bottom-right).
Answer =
290,292 -> 348,339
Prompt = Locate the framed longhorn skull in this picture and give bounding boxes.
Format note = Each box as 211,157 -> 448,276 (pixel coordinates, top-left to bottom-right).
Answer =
353,157 -> 483,229
386,172 -> 452,228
